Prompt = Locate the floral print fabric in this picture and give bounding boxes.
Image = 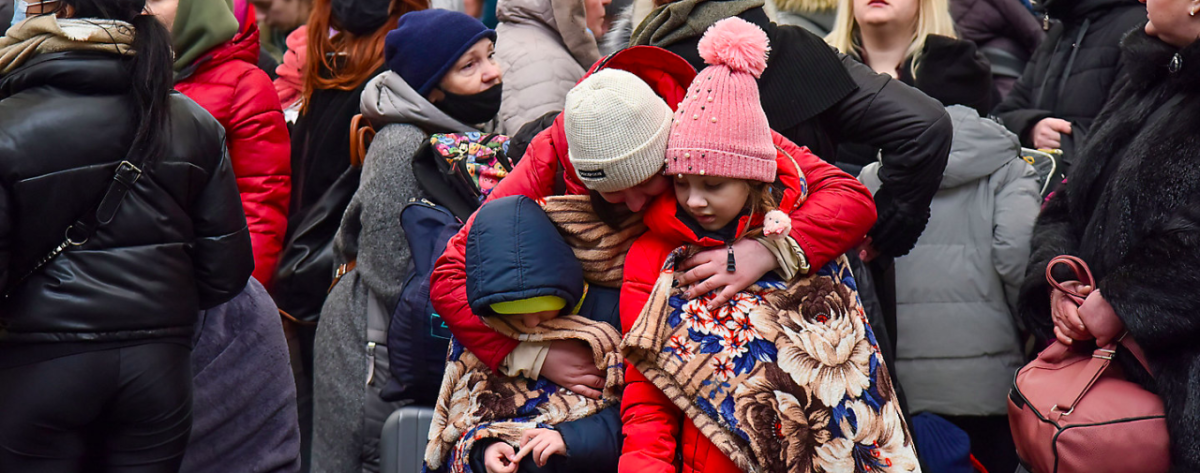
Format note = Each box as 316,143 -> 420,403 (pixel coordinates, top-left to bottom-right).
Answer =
623,251 -> 920,473
424,315 -> 625,473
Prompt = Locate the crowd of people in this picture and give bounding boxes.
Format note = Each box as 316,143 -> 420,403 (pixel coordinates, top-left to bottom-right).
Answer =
0,0 -> 1196,471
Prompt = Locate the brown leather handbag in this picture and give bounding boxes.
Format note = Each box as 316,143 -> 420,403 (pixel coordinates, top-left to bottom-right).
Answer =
1008,255 -> 1170,473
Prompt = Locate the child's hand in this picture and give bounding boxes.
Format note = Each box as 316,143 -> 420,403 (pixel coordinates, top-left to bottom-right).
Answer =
518,428 -> 567,467
483,442 -> 519,473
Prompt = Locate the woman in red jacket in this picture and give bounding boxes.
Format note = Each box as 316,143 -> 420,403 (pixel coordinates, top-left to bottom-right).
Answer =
148,0 -> 292,287
612,18 -> 917,472
429,44 -> 877,399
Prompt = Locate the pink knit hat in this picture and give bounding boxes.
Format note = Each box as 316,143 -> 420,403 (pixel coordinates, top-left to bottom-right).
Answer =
664,17 -> 776,183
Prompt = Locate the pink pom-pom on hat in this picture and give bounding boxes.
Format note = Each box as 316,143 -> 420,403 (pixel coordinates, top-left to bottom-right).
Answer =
665,17 -> 777,183
697,17 -> 771,78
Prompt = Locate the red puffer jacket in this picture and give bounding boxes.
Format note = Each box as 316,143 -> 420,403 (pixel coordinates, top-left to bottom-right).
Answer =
618,146 -> 875,473
175,18 -> 291,288
428,46 -> 877,371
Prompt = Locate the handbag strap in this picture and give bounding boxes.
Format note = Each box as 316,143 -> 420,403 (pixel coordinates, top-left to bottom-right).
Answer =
3,159 -> 145,299
1046,255 -> 1155,418
1046,255 -> 1094,303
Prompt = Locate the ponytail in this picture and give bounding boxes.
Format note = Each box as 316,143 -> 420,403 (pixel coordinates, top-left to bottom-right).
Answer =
53,0 -> 175,163
125,13 -> 174,164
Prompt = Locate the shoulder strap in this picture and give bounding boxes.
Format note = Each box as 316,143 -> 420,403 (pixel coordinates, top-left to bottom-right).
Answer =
4,152 -> 149,298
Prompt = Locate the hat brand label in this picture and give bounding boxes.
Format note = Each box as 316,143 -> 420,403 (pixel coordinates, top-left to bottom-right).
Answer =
578,169 -> 607,179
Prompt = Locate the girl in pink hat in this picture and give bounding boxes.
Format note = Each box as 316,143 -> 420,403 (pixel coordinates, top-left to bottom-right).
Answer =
618,17 -> 920,473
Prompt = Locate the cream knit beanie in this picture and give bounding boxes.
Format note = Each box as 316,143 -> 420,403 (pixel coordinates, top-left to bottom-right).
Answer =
564,69 -> 673,193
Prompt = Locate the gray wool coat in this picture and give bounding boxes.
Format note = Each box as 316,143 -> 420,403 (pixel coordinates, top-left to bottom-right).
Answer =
310,71 -> 480,473
860,105 -> 1041,416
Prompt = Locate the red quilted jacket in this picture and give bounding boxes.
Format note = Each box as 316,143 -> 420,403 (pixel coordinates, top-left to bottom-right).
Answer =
428,46 -> 877,371
175,19 -> 291,288
618,146 -> 875,473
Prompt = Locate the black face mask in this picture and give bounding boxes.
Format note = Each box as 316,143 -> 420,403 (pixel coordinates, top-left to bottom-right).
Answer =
331,0 -> 391,36
435,84 -> 503,125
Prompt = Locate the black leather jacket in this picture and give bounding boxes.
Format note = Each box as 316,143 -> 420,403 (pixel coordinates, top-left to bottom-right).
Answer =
0,51 -> 253,342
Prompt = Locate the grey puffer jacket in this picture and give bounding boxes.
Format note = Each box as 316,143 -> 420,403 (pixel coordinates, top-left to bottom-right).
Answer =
859,105 -> 1041,416
495,0 -> 599,132
311,71 -> 478,473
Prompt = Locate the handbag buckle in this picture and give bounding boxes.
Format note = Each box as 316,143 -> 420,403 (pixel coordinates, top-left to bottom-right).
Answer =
1094,348 -> 1117,360
1050,404 -> 1075,416
65,225 -> 88,246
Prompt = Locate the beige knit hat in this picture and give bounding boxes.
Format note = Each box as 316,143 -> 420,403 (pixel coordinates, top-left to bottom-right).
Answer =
564,69 -> 673,193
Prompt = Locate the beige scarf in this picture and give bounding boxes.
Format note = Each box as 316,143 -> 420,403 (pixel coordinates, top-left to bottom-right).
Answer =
0,15 -> 135,75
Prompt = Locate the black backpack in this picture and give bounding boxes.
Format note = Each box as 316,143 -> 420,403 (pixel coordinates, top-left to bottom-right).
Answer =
381,132 -> 522,404
380,199 -> 459,404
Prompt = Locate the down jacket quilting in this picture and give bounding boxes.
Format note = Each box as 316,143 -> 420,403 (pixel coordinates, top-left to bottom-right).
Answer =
860,105 -> 1040,416
495,0 -> 600,132
0,51 -> 253,340
175,19 -> 292,287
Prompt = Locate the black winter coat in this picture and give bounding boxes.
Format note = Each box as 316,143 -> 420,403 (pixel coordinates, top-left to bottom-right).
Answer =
659,8 -> 952,259
991,0 -> 1144,161
0,51 -> 253,342
952,0 -> 1043,63
1017,31 -> 1200,471
287,67 -> 383,228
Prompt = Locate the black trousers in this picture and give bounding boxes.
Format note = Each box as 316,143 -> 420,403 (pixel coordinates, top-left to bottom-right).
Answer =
0,343 -> 193,473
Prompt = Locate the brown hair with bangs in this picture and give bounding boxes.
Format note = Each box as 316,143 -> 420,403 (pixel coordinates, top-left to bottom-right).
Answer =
301,0 -> 429,113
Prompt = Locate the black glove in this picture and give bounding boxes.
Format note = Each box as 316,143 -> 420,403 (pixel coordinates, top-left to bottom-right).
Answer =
868,186 -> 932,259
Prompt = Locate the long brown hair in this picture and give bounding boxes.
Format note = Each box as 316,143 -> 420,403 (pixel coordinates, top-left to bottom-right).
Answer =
301,0 -> 428,113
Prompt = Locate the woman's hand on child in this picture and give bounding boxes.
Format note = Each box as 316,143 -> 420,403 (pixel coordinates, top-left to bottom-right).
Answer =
483,442 -> 520,473
678,239 -> 779,310
541,340 -> 605,399
519,428 -> 568,467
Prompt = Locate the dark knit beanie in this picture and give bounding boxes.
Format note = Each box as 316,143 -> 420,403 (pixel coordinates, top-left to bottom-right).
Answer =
385,9 -> 497,97
331,0 -> 392,36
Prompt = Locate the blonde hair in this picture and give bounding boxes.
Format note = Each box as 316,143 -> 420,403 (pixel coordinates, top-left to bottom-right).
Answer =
825,0 -> 957,71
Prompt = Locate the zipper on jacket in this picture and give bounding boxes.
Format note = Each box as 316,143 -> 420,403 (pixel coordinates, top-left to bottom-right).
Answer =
365,341 -> 377,387
1043,13 -> 1050,31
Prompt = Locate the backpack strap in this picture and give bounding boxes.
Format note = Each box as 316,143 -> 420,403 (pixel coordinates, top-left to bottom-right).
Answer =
349,114 -> 375,168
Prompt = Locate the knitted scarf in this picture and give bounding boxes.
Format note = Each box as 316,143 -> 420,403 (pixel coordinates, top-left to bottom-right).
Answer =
622,253 -> 922,473
0,15 -> 134,75
629,0 -> 765,50
424,315 -> 625,473
424,196 -> 639,473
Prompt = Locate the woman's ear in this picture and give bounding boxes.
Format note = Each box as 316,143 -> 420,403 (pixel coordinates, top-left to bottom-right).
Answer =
427,88 -> 445,104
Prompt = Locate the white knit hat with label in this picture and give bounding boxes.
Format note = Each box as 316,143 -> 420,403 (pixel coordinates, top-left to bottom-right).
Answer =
564,69 -> 673,193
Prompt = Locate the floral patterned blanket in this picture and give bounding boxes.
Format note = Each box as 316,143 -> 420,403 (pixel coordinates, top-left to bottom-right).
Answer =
622,252 -> 921,473
424,315 -> 625,473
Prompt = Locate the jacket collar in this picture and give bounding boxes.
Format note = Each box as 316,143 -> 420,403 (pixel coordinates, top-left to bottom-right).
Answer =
175,24 -> 261,83
643,145 -> 807,247
0,51 -> 130,100
1121,30 -> 1200,94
